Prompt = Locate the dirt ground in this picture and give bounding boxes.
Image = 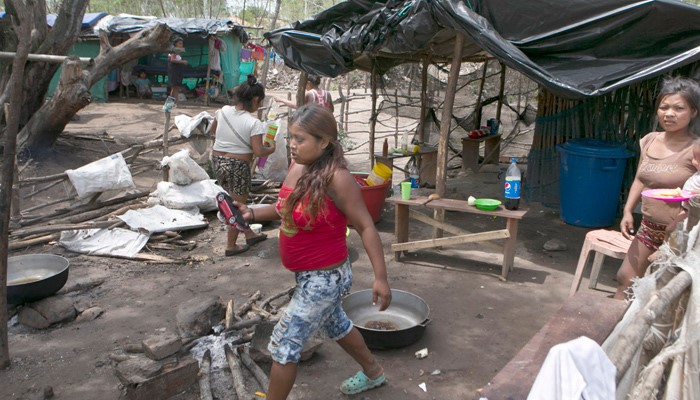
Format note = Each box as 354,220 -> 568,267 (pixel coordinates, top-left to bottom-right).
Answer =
2,94 -> 617,400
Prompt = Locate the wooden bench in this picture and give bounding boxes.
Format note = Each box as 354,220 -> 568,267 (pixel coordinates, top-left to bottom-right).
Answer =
476,292 -> 629,399
386,195 -> 527,280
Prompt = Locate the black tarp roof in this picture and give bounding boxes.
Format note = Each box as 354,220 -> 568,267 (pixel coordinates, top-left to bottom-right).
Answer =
265,0 -> 700,99
94,15 -> 248,42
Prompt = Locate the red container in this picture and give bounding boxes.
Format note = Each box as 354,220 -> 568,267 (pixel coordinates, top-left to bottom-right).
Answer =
353,173 -> 390,223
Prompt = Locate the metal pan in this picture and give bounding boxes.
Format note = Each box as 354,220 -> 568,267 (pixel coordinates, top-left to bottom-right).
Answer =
342,289 -> 430,350
6,254 -> 70,304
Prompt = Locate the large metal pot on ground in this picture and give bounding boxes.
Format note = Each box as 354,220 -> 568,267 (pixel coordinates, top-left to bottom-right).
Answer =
6,254 -> 70,304
342,289 -> 430,350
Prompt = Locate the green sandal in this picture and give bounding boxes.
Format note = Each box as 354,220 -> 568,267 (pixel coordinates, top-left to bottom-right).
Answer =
339,370 -> 386,395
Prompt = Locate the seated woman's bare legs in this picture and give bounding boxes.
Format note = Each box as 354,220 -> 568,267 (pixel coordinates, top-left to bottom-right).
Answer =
614,237 -> 654,299
336,328 -> 383,379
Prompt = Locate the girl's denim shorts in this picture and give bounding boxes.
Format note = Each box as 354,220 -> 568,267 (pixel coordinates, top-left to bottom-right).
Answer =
268,259 -> 353,364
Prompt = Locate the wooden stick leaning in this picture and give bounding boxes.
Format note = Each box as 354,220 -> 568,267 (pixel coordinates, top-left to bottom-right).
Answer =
224,344 -> 254,400
260,286 -> 295,311
238,347 -> 270,392
236,290 -> 262,318
198,349 -> 214,400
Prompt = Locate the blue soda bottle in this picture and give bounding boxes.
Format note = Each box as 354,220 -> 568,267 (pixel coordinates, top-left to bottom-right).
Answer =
504,158 -> 521,210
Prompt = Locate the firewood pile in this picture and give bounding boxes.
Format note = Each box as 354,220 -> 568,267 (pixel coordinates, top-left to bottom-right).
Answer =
604,196 -> 700,399
111,286 -> 297,399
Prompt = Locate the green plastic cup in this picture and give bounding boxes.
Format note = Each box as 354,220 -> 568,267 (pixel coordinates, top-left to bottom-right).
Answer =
401,181 -> 412,200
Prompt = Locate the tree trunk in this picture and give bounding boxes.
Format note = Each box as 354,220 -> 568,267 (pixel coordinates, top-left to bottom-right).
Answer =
0,0 -> 90,128
1,0 -> 32,370
16,24 -> 172,154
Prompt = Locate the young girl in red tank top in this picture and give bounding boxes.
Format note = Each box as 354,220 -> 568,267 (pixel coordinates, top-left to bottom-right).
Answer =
233,104 -> 391,399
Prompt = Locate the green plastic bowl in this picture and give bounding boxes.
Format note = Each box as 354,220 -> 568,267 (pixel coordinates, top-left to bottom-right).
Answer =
474,198 -> 502,211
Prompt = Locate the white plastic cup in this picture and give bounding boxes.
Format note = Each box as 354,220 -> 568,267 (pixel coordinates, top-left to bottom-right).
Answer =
250,223 -> 263,235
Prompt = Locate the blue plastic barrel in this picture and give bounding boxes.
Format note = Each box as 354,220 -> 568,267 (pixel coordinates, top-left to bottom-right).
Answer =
557,139 -> 634,227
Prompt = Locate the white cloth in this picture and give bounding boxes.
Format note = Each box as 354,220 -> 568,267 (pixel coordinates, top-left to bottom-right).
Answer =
212,106 -> 265,154
528,336 -> 616,400
683,171 -> 700,194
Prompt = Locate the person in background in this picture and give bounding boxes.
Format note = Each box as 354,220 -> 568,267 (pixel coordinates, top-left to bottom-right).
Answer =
210,75 -> 275,256
134,71 -> 152,99
232,104 -> 391,398
168,37 -> 188,107
614,77 -> 700,300
274,74 -> 334,113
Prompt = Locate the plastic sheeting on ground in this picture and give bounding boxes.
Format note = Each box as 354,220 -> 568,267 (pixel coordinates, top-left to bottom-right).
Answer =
147,179 -> 224,212
59,228 -> 149,258
118,205 -> 208,234
266,0 -> 700,99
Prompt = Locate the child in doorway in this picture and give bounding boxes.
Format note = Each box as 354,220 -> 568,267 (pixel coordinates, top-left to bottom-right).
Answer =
134,71 -> 152,99
168,37 -> 188,106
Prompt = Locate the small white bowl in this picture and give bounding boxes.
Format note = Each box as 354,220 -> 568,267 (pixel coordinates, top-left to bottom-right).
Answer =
250,223 -> 263,235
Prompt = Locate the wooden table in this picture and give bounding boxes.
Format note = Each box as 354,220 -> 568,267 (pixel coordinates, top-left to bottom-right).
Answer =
387,195 -> 527,280
374,147 -> 438,186
462,133 -> 501,172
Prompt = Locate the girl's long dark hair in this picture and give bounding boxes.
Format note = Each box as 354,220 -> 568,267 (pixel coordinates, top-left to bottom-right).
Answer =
281,105 -> 347,228
229,74 -> 265,112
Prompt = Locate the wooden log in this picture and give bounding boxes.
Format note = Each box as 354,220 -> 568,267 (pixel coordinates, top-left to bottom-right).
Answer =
198,349 -> 213,400
8,233 -> 60,250
251,304 -> 275,319
224,344 -> 253,400
225,316 -> 263,332
19,171 -> 68,186
19,190 -> 148,227
225,299 -> 236,330
10,220 -> 117,239
22,178 -> 65,198
607,269 -> 692,383
236,290 -> 262,318
238,348 -> 270,392
260,286 -> 295,311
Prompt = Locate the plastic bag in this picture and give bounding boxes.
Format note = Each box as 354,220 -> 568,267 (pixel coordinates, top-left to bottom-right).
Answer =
147,179 -> 224,211
65,153 -> 135,199
256,118 -> 289,181
161,149 -> 210,186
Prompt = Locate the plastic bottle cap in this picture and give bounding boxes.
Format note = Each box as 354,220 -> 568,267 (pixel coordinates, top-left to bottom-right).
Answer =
511,157 -> 517,163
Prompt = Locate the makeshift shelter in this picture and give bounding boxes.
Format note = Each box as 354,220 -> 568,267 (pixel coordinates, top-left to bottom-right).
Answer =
47,15 -> 250,103
266,0 -> 700,204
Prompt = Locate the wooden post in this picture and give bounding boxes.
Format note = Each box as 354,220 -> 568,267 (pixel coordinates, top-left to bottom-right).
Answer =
162,111 -> 170,181
394,88 -> 399,148
496,62 -> 506,124
296,71 -> 308,108
418,56 -> 430,144
1,0 -> 32,369
433,32 -> 464,239
369,64 -> 378,168
205,37 -> 213,107
475,60 -> 489,129
435,33 -> 464,198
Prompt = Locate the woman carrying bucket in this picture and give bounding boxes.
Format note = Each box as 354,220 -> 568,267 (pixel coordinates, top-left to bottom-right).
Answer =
614,77 -> 700,300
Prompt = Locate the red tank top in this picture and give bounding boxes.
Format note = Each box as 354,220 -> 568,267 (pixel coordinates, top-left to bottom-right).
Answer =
275,184 -> 348,271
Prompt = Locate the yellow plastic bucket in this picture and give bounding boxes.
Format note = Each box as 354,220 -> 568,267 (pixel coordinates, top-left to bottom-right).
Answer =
366,162 -> 392,186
